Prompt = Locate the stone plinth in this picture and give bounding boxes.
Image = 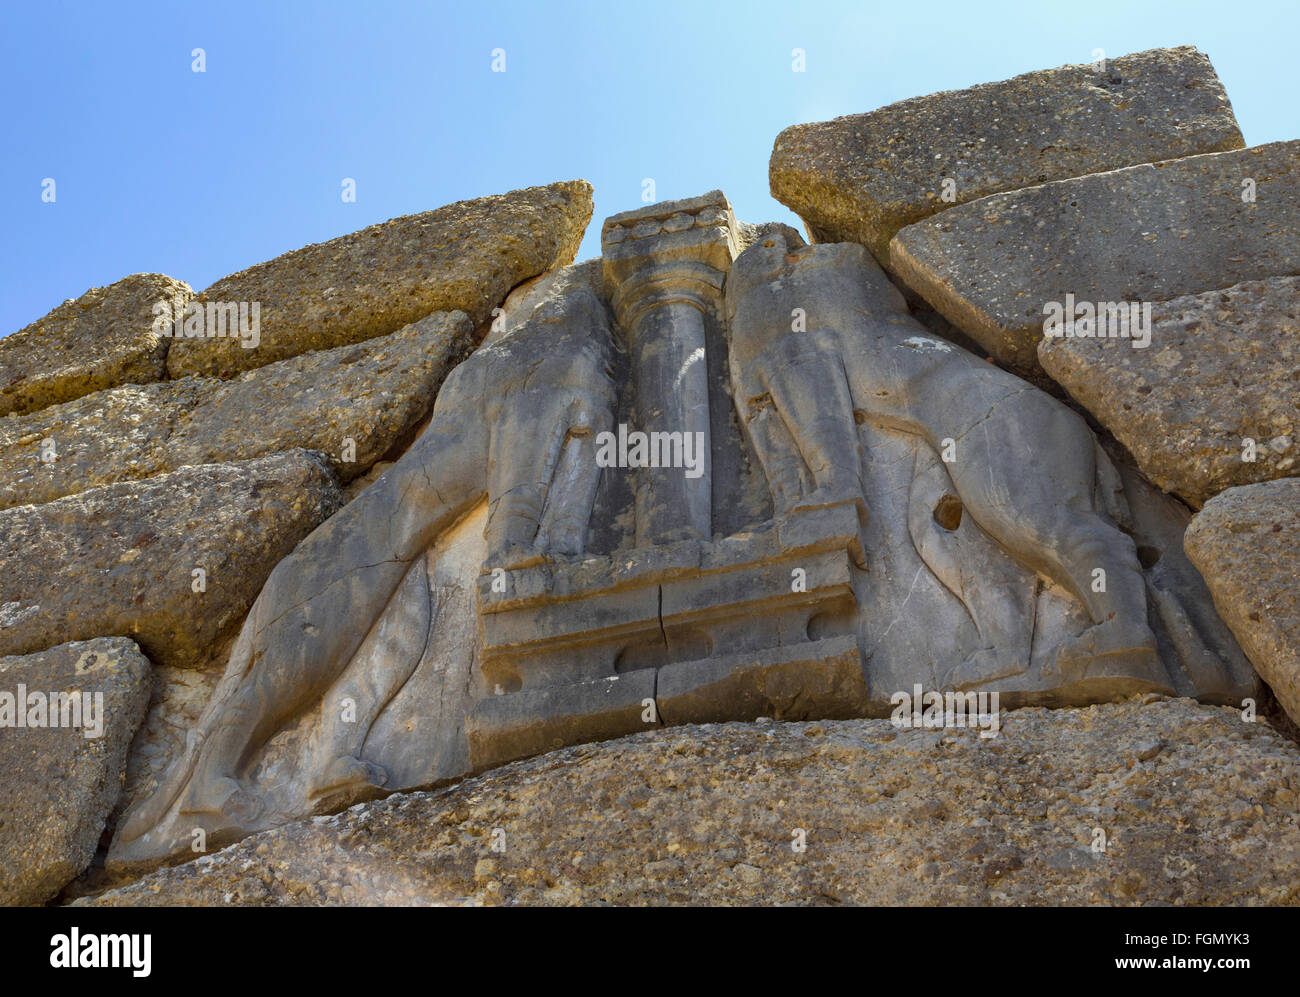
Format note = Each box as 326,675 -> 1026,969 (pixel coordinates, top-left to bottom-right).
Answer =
468,504 -> 868,768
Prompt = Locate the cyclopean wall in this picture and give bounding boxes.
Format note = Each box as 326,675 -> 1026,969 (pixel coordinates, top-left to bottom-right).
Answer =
1,47 -> 1297,905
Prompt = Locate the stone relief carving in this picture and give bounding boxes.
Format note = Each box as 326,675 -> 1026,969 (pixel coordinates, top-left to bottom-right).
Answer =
115,285 -> 618,860
725,235 -> 1165,690
110,192 -> 1256,871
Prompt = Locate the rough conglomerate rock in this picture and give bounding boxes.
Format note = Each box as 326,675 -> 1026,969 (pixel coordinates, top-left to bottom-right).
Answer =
0,450 -> 343,670
770,46 -> 1243,263
0,273 -> 193,417
165,181 -> 593,378
1040,277 -> 1299,507
164,310 -> 472,479
79,698 -> 1300,906
0,638 -> 151,906
890,141 -> 1300,375
0,381 -> 206,512
0,311 -> 472,510
1185,478 -> 1300,727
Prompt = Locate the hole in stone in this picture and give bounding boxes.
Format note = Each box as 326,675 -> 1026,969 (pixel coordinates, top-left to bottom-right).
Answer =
614,627 -> 713,673
1136,544 -> 1162,569
806,601 -> 857,642
933,494 -> 963,531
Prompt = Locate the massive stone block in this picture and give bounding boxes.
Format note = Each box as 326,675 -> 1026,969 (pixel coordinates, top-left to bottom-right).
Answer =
0,450 -> 343,670
0,381 -> 198,512
771,46 -> 1243,263
890,141 -> 1300,375
165,181 -> 593,378
0,311 -> 472,510
164,310 -> 473,478
0,638 -> 151,906
0,273 -> 192,417
1040,278 -> 1299,507
79,699 -> 1300,907
1185,478 -> 1300,726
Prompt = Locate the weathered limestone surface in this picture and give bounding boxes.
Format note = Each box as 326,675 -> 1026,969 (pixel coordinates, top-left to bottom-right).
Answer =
105,663 -> 223,851
1041,278 -> 1299,507
165,181 -> 592,378
0,638 -> 151,906
104,195 -> 1259,878
165,311 -> 472,477
5,42 -> 1292,912
1185,478 -> 1300,726
81,699 -> 1300,906
891,141 -> 1300,374
724,234 -> 1245,703
602,190 -> 741,543
87,507 -> 486,894
771,47 -> 1243,262
479,259 -> 604,349
0,381 -> 205,512
0,450 -> 342,670
341,460 -> 395,503
0,274 -> 192,417
108,281 -> 620,871
0,311 -> 472,510
1110,457 -> 1257,704
469,504 -> 869,771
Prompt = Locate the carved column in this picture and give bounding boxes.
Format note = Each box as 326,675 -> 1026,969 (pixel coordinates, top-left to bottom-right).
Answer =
602,192 -> 739,546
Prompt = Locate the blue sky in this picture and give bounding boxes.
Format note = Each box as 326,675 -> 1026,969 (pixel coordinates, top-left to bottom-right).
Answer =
1,0 -> 1296,335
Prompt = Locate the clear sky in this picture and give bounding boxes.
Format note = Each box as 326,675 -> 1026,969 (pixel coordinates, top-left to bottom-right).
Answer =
2,0 -> 1296,336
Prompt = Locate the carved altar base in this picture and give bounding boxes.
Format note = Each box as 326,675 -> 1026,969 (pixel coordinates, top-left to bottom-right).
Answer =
467,504 -> 869,768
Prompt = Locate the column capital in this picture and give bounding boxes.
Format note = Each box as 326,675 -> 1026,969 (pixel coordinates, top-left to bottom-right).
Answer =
608,260 -> 725,333
601,190 -> 740,315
